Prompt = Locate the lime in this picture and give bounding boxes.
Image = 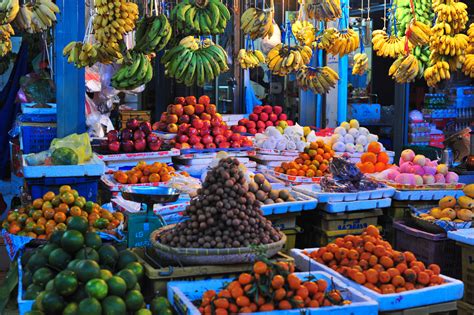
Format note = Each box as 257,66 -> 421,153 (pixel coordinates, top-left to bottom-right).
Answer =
54,270 -> 78,296
124,290 -> 144,311
85,278 -> 108,300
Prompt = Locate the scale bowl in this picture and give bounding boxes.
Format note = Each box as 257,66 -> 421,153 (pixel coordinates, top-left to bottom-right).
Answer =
121,186 -> 180,204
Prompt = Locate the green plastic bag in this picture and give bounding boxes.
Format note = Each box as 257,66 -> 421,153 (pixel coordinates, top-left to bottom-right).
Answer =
50,132 -> 92,163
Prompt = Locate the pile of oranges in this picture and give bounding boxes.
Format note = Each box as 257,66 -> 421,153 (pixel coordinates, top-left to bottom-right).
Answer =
303,225 -> 445,295
357,142 -> 391,174
274,141 -> 335,178
2,185 -> 124,239
113,161 -> 188,184
198,260 -> 351,314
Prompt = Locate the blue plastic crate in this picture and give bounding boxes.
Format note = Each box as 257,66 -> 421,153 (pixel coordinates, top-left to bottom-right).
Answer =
20,125 -> 57,154
26,176 -> 100,201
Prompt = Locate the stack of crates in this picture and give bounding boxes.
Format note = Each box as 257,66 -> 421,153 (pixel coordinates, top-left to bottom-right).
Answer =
119,110 -> 151,129
457,241 -> 474,315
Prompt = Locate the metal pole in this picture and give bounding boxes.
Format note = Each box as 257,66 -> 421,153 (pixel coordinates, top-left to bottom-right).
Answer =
337,0 -> 349,124
54,0 -> 86,137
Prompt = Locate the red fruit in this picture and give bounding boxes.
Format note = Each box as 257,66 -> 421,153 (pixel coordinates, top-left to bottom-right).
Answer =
121,129 -> 133,141
152,122 -> 160,131
256,121 -> 266,129
199,128 -> 211,136
167,114 -> 178,124
235,125 -> 247,133
248,128 -> 257,134
195,104 -> 205,114
219,142 -> 230,148
198,95 -> 211,105
193,143 -> 204,150
146,133 -> 159,143
206,143 -> 217,149
202,120 -> 211,130
160,113 -> 168,122
178,123 -> 190,133
249,113 -> 259,121
134,139 -> 147,152
278,113 -> 288,121
158,122 -> 168,131
184,105 -> 195,115
287,120 -> 294,126
231,133 -> 241,142
214,134 -> 226,144
107,130 -> 119,142
185,96 -> 197,105
133,130 -> 145,140
100,140 -> 109,151
189,135 -> 201,145
238,118 -> 248,126
178,115 -> 190,124
139,122 -> 152,135
253,106 -> 264,114
224,129 -> 233,139
192,119 -> 204,129
175,97 -> 186,105
212,127 -> 224,136
172,104 -> 184,116
200,113 -> 212,121
265,121 -> 274,127
201,134 -> 214,145
108,141 -> 120,153
181,143 -> 191,149
245,121 -> 256,129
231,142 -> 241,148
167,124 -> 178,133
174,143 -> 182,149
126,119 -> 140,130
148,140 -> 161,151
211,117 -> 222,127
269,113 -> 278,122
259,112 -> 269,122
187,127 -> 198,136
257,128 -> 265,133
263,105 -> 273,114
241,138 -> 253,147
273,106 -> 283,115
121,140 -> 134,153
177,134 -> 189,143
206,104 -> 217,115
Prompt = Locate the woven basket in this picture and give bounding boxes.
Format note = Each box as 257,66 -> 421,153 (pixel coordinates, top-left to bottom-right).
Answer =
150,225 -> 287,265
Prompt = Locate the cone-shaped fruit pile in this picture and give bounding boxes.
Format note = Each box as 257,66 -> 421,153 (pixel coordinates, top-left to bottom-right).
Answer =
160,158 -> 281,248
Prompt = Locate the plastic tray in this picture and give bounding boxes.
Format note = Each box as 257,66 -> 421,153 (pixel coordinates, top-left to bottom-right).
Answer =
376,179 -> 464,191
293,184 -> 395,202
260,190 -> 317,215
393,189 -> 465,201
178,150 -> 256,159
335,151 -> 395,164
101,174 -> 171,192
254,148 -> 300,156
22,154 -> 105,178
26,176 -> 100,201
179,147 -> 254,154
167,271 -> 378,315
266,170 -> 322,184
447,228 -> 474,246
21,102 -> 57,114
319,198 -> 392,213
173,156 -> 250,166
291,248 -> 464,311
95,148 -> 180,162
111,195 -> 190,215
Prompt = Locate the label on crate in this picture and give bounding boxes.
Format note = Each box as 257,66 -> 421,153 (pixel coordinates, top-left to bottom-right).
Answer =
338,219 -> 371,230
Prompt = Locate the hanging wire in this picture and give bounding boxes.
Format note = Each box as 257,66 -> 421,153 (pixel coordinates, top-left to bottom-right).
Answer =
382,0 -> 387,31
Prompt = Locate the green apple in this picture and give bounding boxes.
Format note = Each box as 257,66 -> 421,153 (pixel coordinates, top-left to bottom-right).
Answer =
278,121 -> 288,129
276,126 -> 284,134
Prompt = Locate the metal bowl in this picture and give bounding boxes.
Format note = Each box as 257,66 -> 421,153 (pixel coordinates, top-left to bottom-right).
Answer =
121,186 -> 180,204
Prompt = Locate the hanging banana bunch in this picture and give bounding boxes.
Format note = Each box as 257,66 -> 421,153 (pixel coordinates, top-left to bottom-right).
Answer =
112,52 -> 154,90
296,66 -> 339,94
13,0 -> 59,33
134,14 -> 172,54
63,41 -> 124,68
463,23 -> 474,78
352,52 -> 369,75
0,0 -> 19,24
316,27 -> 338,50
305,0 -> 342,21
0,23 -> 14,57
170,0 -> 230,36
424,59 -> 450,86
432,0 -> 468,32
406,20 -> 433,47
371,30 -> 406,58
325,28 -> 359,57
266,43 -> 312,76
292,20 -> 316,46
238,48 -> 265,69
241,7 -> 274,40
388,53 -> 419,83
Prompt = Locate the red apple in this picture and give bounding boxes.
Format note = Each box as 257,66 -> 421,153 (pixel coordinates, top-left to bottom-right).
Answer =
175,97 -> 186,105
121,140 -> 134,153
189,114 -> 199,122
278,113 -> 288,121
231,125 -> 238,132
108,141 -> 120,153
202,134 -> 214,145
287,120 -> 294,126
206,104 -> 217,115
121,129 -> 133,141
185,96 -> 197,105
224,129 -> 233,139
167,124 -> 178,133
177,134 -> 189,143
199,128 -> 211,136
231,133 -> 241,142
259,112 -> 269,122
212,127 -> 224,136
245,121 -> 256,129
134,139 -> 147,152
139,122 -> 152,135
214,134 -> 226,144
235,125 -> 247,133
231,142 -> 241,148
263,105 -> 273,114
256,121 -> 266,129
172,104 -> 183,116
179,115 -> 190,124
160,113 -> 168,122
219,142 -> 230,148
146,133 -> 159,143
107,130 -> 119,142
253,106 -> 263,114
126,119 -> 140,130
184,105 -> 195,116
269,113 -> 278,122
148,140 -> 162,151
167,114 -> 178,124
195,104 -> 205,114
249,113 -> 259,121
158,122 -> 168,131
257,128 -> 265,133
265,121 -> 274,127
189,135 -> 201,145
205,143 -> 217,149
248,128 -> 257,134
193,143 -> 204,150
187,127 -> 198,137
241,138 -> 253,147
211,117 -> 222,127
273,106 -> 283,115
192,118 -> 204,129
202,120 -> 211,130
152,122 -> 160,131
178,123 -> 190,133
238,118 -> 248,126
174,143 -> 182,149
167,104 -> 174,113
133,130 -> 145,140
200,113 -> 212,121
198,95 -> 211,105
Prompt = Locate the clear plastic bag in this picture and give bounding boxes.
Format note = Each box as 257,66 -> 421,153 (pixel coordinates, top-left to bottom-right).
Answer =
50,133 -> 92,163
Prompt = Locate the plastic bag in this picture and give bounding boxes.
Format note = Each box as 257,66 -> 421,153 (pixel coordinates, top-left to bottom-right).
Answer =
168,174 -> 202,197
261,22 -> 281,54
50,133 -> 92,163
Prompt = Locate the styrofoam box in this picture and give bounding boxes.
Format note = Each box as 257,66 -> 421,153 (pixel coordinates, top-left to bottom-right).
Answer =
22,154 -> 105,178
167,271 -> 378,315
448,228 -> 474,246
319,198 -> 392,213
260,190 -> 317,215
293,184 -> 395,203
21,102 -> 57,114
291,248 -> 464,311
393,189 -> 465,201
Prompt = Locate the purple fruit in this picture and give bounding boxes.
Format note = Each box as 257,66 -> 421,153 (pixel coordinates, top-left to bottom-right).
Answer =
146,133 -> 159,143
133,130 -> 145,140
121,140 -> 134,153
148,140 -> 161,151
100,140 -> 109,151
134,139 -> 147,152
108,141 -> 121,153
121,129 -> 134,141
106,130 -> 119,142
139,121 -> 152,135
126,118 -> 140,131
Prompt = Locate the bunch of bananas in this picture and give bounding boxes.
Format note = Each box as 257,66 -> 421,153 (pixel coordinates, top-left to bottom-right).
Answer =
395,0 -> 434,36
266,43 -> 312,76
406,20 -> 433,47
14,0 -> 59,33
462,54 -> 474,78
93,0 -> 138,45
430,33 -> 469,56
0,51 -> 14,74
388,54 -> 419,83
134,14 -> 172,54
467,23 -> 474,54
424,60 -> 450,86
0,23 -> 13,57
112,52 -> 153,90
170,0 -> 230,35
326,28 -> 359,57
432,0 -> 468,32
306,0 -> 341,21
371,30 -> 406,58
238,49 -> 265,69
292,20 -> 316,46
0,0 -> 19,24
316,27 -> 338,50
352,53 -> 369,75
241,7 -> 274,40
161,36 -> 229,86
63,42 -> 124,68
413,45 -> 430,76
296,66 -> 339,94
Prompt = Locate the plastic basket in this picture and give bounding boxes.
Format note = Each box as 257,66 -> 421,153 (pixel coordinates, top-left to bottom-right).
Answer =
25,176 -> 100,201
393,220 -> 461,279
20,125 -> 57,154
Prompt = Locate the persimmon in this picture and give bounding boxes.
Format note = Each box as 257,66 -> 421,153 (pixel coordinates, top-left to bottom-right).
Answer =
230,286 -> 244,299
249,303 -> 258,312
308,300 -> 320,308
391,275 -> 406,287
236,296 -> 250,307
304,282 -> 319,295
365,269 -> 379,284
215,309 -> 228,315
217,289 -> 231,298
253,261 -> 267,274
396,287 -> 407,293
381,284 -> 396,294
259,303 -> 274,311
287,274 -> 301,290
271,275 -> 285,289
428,264 -> 441,275
316,279 -> 328,292
278,300 -> 292,310
403,251 -> 416,263
353,271 -> 366,284
404,269 -> 417,283
373,245 -> 386,258
375,162 -> 387,172
378,151 -> 389,164
396,263 -> 408,274
256,296 -> 265,306
417,271 -> 430,285
296,286 -> 309,299
293,296 -> 304,307
387,268 -> 400,278
368,255 -> 378,266
322,252 -> 334,262
347,249 -> 359,260
364,241 -> 375,252
238,273 -> 252,286
228,304 -> 238,313
213,298 -> 229,309
380,256 -> 394,268
379,271 -> 391,284
239,306 -> 252,313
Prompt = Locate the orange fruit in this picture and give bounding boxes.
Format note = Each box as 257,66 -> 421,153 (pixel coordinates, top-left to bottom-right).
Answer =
367,142 -> 382,154
375,162 -> 387,172
377,151 -> 389,164
361,152 -> 377,164
253,261 -> 267,274
149,173 -> 161,183
360,162 -> 375,174
42,191 -> 55,201
70,206 -> 82,217
54,212 -> 66,223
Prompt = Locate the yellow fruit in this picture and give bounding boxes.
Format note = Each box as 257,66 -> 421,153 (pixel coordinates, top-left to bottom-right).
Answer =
439,217 -> 452,221
463,184 -> 474,198
430,207 -> 442,219
440,208 -> 457,220
439,196 -> 456,209
458,196 -> 474,209
423,215 -> 436,221
457,209 -> 473,221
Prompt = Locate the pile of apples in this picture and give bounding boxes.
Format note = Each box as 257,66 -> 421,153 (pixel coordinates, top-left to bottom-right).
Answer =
102,119 -> 162,153
154,95 -> 253,150
233,105 -> 293,135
